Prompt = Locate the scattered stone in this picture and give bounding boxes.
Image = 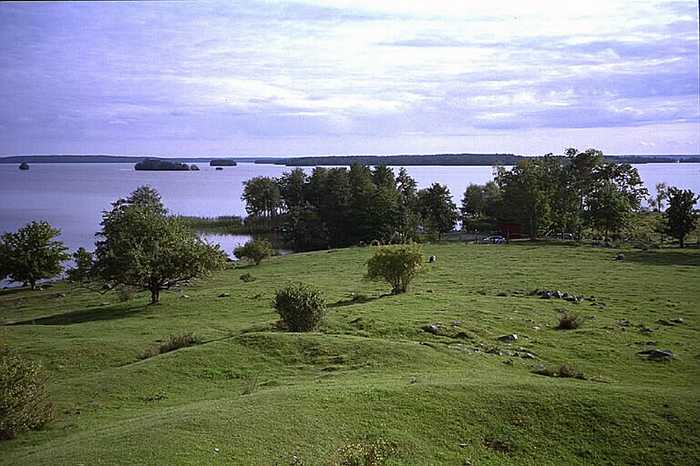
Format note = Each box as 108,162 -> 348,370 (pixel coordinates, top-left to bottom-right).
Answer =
656,319 -> 675,326
496,334 -> 518,343
459,443 -> 468,448
671,318 -> 685,324
533,326 -> 541,331
518,352 -> 537,359
617,319 -> 631,327
409,376 -> 417,384
54,292 -> 66,298
451,320 -> 462,326
637,349 -> 673,361
615,253 -> 625,261
422,324 -> 441,335
502,359 -> 513,365
218,292 -> 231,298
428,255 -> 437,263
100,302 -> 110,306
180,294 -> 190,299
214,448 -> 220,453
639,326 -> 654,334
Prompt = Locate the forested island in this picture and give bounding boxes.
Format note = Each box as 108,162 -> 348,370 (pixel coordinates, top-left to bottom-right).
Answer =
209,159 -> 237,166
134,159 -> 191,171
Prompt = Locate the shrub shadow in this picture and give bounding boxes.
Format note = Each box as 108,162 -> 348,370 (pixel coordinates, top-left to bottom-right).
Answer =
621,250 -> 700,267
328,293 -> 389,309
7,304 -> 147,326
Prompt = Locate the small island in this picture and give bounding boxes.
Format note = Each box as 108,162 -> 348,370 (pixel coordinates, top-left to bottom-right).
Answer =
18,162 -> 29,170
134,159 -> 191,171
209,159 -> 237,167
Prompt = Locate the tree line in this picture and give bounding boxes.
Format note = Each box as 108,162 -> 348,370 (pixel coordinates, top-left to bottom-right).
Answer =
242,165 -> 459,250
243,148 -> 698,248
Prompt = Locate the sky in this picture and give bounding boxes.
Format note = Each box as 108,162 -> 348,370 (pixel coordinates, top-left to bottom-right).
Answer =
0,0 -> 698,157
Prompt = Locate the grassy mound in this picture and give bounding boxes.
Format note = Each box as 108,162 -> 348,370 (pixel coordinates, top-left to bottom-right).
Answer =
1,243 -> 698,464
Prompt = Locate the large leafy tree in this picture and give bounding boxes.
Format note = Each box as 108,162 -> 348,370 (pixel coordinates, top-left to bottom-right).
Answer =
417,183 -> 459,238
0,221 -> 69,289
93,186 -> 226,304
664,187 -> 698,248
242,176 -> 281,219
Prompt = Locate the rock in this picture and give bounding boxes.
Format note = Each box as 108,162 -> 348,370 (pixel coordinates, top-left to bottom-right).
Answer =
409,376 -> 417,384
617,319 -> 631,327
656,319 -> 674,326
218,292 -> 230,298
615,253 -> 625,261
451,320 -> 462,326
180,294 -> 190,299
100,302 -> 110,306
519,351 -> 537,359
422,324 -> 441,335
533,326 -> 541,331
496,334 -> 518,343
502,359 -> 513,365
429,255 -> 437,263
637,349 -> 673,361
54,292 -> 66,298
671,318 -> 685,324
214,448 -> 220,453
639,326 -> 654,334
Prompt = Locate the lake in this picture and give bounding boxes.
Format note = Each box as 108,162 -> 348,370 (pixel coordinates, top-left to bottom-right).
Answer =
1,162 -> 699,255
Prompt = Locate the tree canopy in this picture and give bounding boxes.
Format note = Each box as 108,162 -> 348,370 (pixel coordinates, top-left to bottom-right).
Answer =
92,186 -> 227,303
0,221 -> 69,289
663,187 -> 698,248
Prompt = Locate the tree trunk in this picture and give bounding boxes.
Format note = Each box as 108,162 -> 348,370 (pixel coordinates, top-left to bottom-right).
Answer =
29,279 -> 37,290
680,236 -> 685,248
150,287 -> 160,304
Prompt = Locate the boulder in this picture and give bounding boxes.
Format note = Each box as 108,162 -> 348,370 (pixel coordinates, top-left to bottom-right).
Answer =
637,349 -> 673,361
496,334 -> 518,343
428,255 -> 437,263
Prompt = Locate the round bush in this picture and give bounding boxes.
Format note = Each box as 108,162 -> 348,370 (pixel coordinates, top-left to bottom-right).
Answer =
233,239 -> 274,265
273,283 -> 326,332
366,244 -> 424,294
0,347 -> 53,440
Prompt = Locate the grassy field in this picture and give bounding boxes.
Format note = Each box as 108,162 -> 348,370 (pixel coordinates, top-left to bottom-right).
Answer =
1,242 -> 699,465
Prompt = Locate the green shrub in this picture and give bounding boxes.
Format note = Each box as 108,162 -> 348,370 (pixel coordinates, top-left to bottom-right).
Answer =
0,346 -> 53,440
273,283 -> 326,332
326,438 -> 398,466
234,239 -> 274,265
140,333 -> 201,359
366,244 -> 424,294
557,311 -> 582,330
240,272 -> 256,282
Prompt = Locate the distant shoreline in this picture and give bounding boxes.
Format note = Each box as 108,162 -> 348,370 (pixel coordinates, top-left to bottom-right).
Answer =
1,153 -> 699,167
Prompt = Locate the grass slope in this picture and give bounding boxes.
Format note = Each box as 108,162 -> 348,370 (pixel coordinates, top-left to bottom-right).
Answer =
1,243 -> 699,465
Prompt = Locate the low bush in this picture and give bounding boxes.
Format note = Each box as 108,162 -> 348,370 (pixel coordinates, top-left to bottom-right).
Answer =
140,333 -> 201,359
532,363 -> 585,379
557,311 -> 582,330
366,244 -> 424,294
273,283 -> 326,332
240,272 -> 256,282
0,346 -> 53,440
326,438 -> 398,466
234,239 -> 274,265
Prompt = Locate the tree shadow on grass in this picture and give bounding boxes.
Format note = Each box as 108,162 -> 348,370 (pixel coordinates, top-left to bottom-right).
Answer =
621,249 -> 700,267
6,304 -> 148,326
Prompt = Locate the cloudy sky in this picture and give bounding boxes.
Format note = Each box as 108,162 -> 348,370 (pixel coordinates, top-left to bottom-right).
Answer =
0,0 -> 698,156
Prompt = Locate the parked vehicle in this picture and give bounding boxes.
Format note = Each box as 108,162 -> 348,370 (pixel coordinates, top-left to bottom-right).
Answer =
482,235 -> 506,244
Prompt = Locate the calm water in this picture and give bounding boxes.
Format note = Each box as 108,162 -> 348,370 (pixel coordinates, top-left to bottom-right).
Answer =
1,162 -> 699,255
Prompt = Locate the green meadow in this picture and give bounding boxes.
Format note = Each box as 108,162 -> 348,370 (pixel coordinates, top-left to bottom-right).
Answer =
1,242 -> 699,465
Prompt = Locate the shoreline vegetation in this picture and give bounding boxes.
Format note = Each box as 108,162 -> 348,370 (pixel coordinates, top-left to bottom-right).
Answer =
1,153 -> 699,166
